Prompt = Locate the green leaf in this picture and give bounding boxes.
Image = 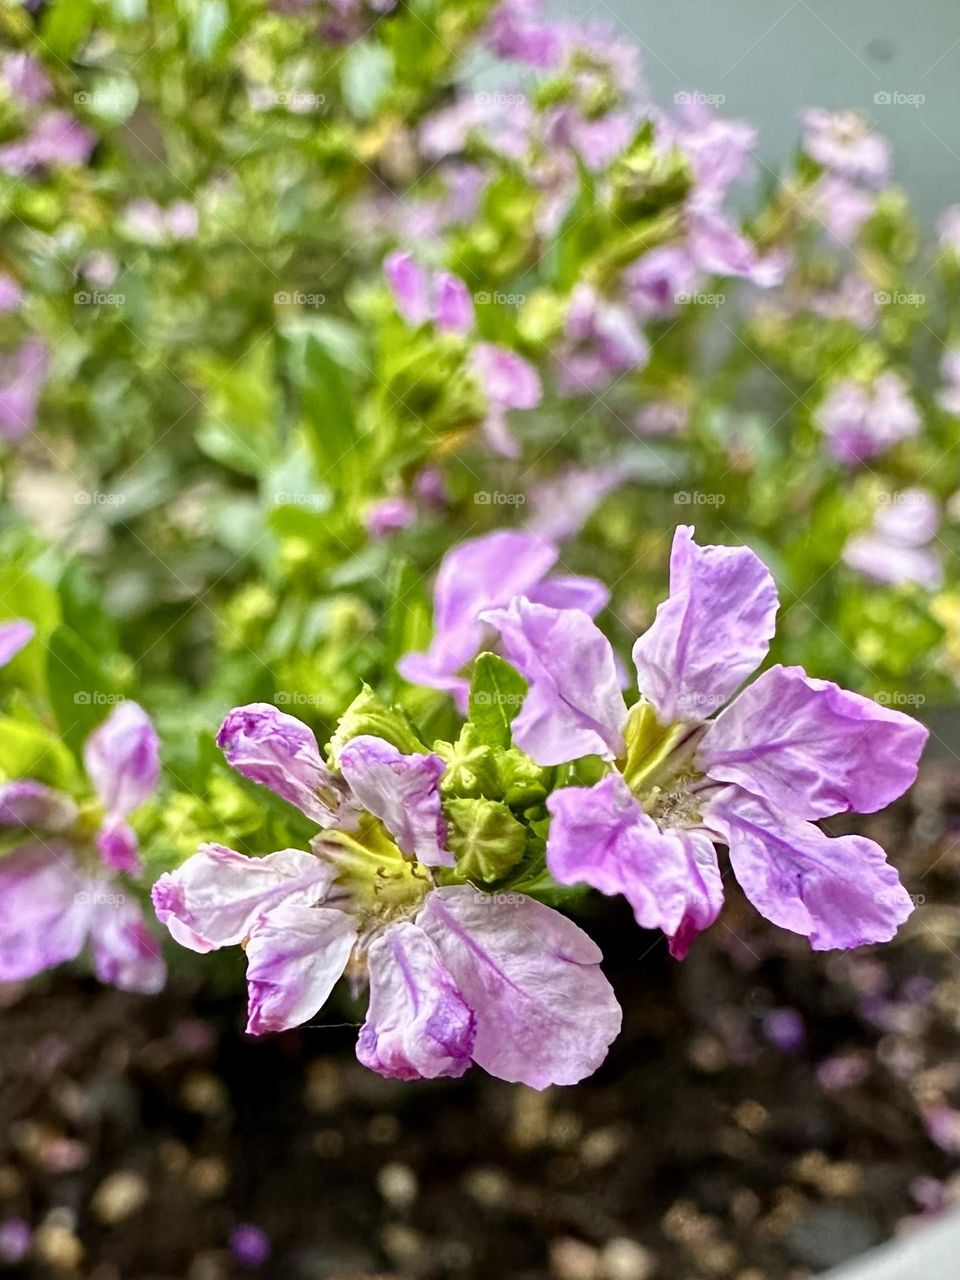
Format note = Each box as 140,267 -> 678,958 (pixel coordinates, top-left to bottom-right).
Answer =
341,41 -> 394,120
0,714 -> 78,791
46,626 -> 124,757
42,0 -> 94,57
288,332 -> 359,486
466,653 -> 526,749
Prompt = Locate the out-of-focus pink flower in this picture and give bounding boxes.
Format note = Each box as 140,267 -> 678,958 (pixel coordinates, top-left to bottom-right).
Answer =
0,111 -> 95,174
0,338 -> 48,440
0,274 -> 23,314
2,52 -> 51,105
801,109 -> 891,186
816,371 -> 920,465
364,496 -> 417,539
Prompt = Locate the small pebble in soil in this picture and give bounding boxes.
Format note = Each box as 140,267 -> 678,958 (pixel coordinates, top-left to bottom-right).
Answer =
550,1236 -> 601,1280
230,1223 -> 271,1267
0,1218 -> 31,1264
601,1236 -> 657,1280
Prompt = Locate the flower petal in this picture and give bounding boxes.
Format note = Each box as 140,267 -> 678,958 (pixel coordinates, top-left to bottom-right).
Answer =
96,816 -> 140,873
217,703 -> 346,826
0,780 -> 77,831
397,531 -> 558,704
527,574 -> 609,616
481,598 -> 626,765
151,844 -> 334,953
83,701 -> 160,817
356,922 -> 475,1080
384,250 -> 431,325
338,735 -> 453,867
434,272 -> 474,334
244,902 -> 358,1034
632,525 -> 779,723
0,619 -> 33,667
546,774 -> 723,954
699,664 -> 928,819
91,894 -> 166,994
0,842 -> 89,981
706,787 -> 914,950
418,884 -> 622,1088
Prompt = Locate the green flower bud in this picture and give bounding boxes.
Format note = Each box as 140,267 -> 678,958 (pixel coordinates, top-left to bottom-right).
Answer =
328,683 -> 426,764
444,797 -> 527,884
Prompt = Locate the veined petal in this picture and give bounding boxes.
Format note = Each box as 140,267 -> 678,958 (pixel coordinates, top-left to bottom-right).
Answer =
481,599 -> 627,765
0,780 -> 77,831
546,774 -> 722,952
527,574 -> 609,616
356,922 -> 475,1080
217,703 -> 346,826
699,664 -> 928,819
632,525 -> 779,723
706,787 -> 914,950
397,531 -> 558,700
0,619 -> 33,667
338,736 -> 453,867
83,701 -> 160,817
91,894 -> 166,994
418,884 -> 622,1088
151,844 -> 334,953
0,842 -> 90,981
245,902 -> 358,1034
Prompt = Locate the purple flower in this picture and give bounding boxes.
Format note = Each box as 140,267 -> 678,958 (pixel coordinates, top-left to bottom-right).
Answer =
811,176 -> 875,243
0,703 -> 164,991
363,495 -> 416,539
0,111 -> 95,174
555,284 -> 649,394
230,1224 -> 271,1268
397,529 -> 607,711
153,717 -> 621,1088
0,338 -> 48,440
384,251 -> 473,334
468,343 -> 542,456
816,372 -> 920,465
0,618 -> 34,666
216,703 -> 348,826
2,52 -> 51,105
482,525 -> 925,954
686,208 -> 786,285
486,0 -> 560,67
671,102 -> 756,203
843,491 -> 942,589
526,463 -> 626,542
0,273 -> 23,314
801,109 -> 891,187
625,246 -> 700,320
939,205 -> 960,255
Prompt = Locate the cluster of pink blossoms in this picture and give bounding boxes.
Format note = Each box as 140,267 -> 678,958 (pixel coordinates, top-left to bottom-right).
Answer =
150,525 -> 926,1088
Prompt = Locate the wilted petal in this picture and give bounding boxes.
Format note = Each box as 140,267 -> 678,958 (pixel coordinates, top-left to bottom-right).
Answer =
546,774 -> 722,953
339,736 -> 453,867
482,598 -> 626,764
84,701 -> 160,816
434,272 -> 474,334
152,844 -> 334,953
0,842 -> 89,981
0,780 -> 77,831
699,664 -> 928,819
418,885 -> 621,1088
706,788 -> 914,950
245,902 -> 357,1034
398,531 -> 558,703
91,894 -> 166,994
0,619 -> 33,666
632,525 -> 779,723
217,703 -> 346,825
384,250 -> 431,325
356,922 -> 475,1080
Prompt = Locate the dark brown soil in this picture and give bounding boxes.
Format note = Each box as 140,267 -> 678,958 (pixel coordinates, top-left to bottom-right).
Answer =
1,762 -> 958,1280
